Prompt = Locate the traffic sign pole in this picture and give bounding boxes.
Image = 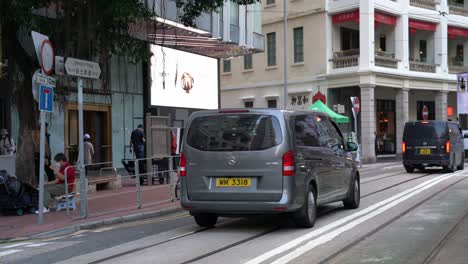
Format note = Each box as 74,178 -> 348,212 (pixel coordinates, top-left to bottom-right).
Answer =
78,78 -> 87,218
63,57 -> 100,219
38,110 -> 46,224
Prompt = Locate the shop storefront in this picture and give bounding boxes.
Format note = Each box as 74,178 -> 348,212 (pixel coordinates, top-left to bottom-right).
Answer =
375,99 -> 396,155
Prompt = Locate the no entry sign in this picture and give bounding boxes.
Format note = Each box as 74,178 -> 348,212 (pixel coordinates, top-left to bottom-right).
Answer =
422,105 -> 429,121
352,97 -> 360,115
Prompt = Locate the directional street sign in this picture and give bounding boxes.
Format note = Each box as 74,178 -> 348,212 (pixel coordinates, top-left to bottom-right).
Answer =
65,57 -> 101,79
39,84 -> 53,112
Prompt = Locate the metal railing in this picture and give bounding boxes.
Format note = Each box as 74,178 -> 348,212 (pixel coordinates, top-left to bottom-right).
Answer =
330,55 -> 359,69
410,0 -> 438,10
449,1 -> 468,16
449,64 -> 468,74
375,51 -> 398,69
37,156 -> 180,223
410,60 -> 437,73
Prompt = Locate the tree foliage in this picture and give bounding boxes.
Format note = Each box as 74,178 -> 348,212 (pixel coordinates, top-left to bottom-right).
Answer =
1,0 -> 259,184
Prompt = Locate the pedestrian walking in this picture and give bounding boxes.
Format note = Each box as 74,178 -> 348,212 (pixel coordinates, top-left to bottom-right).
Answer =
84,134 -> 94,175
0,128 -> 15,155
130,124 -> 146,159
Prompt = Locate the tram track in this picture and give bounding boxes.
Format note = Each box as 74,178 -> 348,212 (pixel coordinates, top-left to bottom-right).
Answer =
319,175 -> 468,264
89,170 -> 448,264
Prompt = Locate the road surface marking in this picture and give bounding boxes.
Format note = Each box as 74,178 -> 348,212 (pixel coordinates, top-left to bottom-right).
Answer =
272,171 -> 463,264
1,242 -> 33,249
0,249 -> 22,257
245,170 -> 465,264
24,243 -> 50,248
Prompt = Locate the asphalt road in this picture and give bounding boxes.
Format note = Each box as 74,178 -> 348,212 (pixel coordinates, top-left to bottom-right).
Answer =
1,161 -> 468,264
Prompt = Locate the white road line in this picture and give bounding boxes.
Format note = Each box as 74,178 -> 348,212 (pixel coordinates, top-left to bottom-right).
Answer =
1,242 -> 33,249
383,165 -> 403,170
24,243 -> 50,248
245,170 -> 465,264
0,249 -> 22,257
272,171 -> 462,264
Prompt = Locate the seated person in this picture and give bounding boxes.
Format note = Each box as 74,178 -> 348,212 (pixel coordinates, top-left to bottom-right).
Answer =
36,153 -> 76,214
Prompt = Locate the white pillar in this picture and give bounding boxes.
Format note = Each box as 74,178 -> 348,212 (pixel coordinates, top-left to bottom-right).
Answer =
435,13 -> 448,73
436,91 -> 448,121
359,0 -> 375,71
360,84 -> 376,163
239,5 -> 246,45
396,88 -> 409,155
396,0 -> 409,71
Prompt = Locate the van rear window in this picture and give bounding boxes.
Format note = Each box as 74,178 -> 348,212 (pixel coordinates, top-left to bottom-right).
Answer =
187,114 -> 283,151
404,122 -> 447,139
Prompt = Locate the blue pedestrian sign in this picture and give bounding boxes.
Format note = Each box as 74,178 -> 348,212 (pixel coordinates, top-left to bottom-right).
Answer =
39,84 -> 53,112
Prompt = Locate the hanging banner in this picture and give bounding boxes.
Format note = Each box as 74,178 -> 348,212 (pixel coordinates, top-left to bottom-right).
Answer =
448,26 -> 468,38
458,92 -> 468,115
332,10 -> 396,26
409,20 -> 437,32
332,10 -> 360,24
374,12 -> 397,26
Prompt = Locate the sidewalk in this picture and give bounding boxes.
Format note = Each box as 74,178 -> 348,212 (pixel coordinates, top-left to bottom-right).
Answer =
0,178 -> 181,241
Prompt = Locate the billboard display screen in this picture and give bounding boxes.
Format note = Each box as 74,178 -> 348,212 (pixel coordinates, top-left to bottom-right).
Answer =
150,44 -> 219,109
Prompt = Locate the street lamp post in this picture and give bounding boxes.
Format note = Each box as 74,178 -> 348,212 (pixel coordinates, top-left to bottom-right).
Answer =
283,0 -> 288,110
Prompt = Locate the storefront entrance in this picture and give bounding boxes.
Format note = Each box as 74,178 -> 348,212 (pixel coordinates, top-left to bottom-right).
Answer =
65,104 -> 112,164
376,100 -> 396,155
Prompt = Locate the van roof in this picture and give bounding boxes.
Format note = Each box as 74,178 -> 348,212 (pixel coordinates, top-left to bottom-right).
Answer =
191,108 -> 333,119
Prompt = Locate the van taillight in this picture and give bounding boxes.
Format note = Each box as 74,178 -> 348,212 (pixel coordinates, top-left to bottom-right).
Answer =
283,151 -> 295,177
179,153 -> 187,177
402,141 -> 406,154
446,141 -> 451,154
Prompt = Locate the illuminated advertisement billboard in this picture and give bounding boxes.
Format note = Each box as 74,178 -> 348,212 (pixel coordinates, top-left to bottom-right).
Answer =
150,44 -> 219,109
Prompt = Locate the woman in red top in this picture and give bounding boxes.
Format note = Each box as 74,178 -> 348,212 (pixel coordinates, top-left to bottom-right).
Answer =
36,153 -> 75,214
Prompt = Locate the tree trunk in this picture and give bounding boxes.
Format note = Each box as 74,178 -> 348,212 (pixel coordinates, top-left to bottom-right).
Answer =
5,24 -> 40,186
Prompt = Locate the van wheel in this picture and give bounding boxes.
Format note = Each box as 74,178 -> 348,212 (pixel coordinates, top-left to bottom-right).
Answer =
448,156 -> 457,172
343,178 -> 360,209
405,166 -> 415,173
293,185 -> 317,228
193,213 -> 218,228
458,153 -> 465,170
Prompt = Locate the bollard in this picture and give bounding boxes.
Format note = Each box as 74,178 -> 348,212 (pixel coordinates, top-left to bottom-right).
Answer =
135,159 -> 142,209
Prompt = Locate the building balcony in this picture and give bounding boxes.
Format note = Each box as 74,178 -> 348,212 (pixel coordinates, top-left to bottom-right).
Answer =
449,1 -> 468,16
410,0 -> 438,10
330,50 -> 359,69
375,51 -> 398,69
410,60 -> 437,73
449,58 -> 468,74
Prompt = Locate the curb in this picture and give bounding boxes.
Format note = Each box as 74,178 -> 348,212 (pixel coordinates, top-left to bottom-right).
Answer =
2,206 -> 184,242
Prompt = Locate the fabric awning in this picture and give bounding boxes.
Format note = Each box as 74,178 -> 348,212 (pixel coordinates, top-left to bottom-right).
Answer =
307,100 -> 350,124
448,26 -> 468,37
409,20 -> 437,32
332,10 -> 396,26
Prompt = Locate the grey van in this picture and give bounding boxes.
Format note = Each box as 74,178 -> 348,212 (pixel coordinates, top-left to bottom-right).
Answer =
403,121 -> 465,173
180,109 -> 360,228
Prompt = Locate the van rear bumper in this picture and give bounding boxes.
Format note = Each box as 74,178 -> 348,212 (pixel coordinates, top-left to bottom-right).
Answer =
403,158 -> 450,167
180,188 -> 302,214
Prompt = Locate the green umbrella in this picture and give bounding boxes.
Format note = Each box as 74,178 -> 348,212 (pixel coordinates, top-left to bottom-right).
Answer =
307,100 -> 350,124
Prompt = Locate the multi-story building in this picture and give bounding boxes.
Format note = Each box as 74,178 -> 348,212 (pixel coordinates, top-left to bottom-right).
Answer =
222,0 -> 468,163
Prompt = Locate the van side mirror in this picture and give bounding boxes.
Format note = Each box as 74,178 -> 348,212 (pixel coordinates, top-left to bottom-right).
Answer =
347,142 -> 358,152
464,133 -> 468,139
